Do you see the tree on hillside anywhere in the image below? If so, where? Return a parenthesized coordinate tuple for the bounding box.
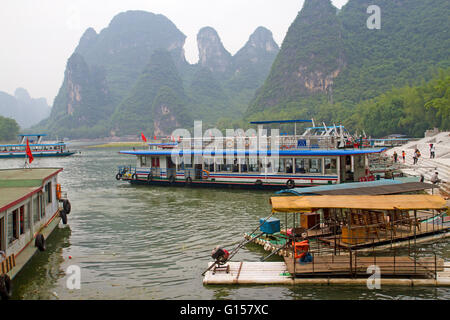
(0, 116, 20, 142)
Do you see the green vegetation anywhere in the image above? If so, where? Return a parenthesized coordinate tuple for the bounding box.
(111, 49, 190, 136)
(350, 69, 450, 137)
(246, 0, 450, 136)
(0, 116, 20, 142)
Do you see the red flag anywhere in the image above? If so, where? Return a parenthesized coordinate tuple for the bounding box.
(141, 132, 147, 142)
(26, 138, 34, 163)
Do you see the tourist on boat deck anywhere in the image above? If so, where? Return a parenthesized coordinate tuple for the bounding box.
(402, 150, 406, 163)
(430, 144, 436, 159)
(393, 151, 398, 163)
(431, 172, 441, 184)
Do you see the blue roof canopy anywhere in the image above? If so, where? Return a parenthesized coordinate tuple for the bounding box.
(0, 143, 65, 147)
(119, 148, 387, 157)
(275, 177, 422, 195)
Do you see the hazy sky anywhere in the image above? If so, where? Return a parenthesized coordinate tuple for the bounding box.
(0, 0, 348, 105)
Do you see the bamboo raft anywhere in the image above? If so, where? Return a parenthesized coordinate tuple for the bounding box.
(203, 261, 450, 286)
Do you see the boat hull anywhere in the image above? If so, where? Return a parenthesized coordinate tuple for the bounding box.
(127, 178, 319, 191)
(0, 152, 75, 158)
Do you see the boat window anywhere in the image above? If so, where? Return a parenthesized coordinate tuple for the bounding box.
(240, 158, 248, 173)
(33, 195, 40, 223)
(19, 206, 25, 235)
(45, 182, 52, 205)
(140, 156, 147, 167)
(295, 158, 306, 174)
(204, 158, 214, 172)
(325, 158, 338, 174)
(7, 209, 18, 244)
(248, 158, 259, 172)
(278, 159, 286, 173)
(40, 193, 45, 218)
(309, 159, 322, 173)
(286, 159, 293, 173)
(25, 203, 31, 231)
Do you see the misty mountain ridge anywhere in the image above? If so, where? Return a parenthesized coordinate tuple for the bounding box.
(34, 10, 279, 138)
(0, 88, 51, 129)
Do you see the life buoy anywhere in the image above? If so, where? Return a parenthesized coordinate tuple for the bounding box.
(35, 233, 46, 251)
(63, 199, 71, 215)
(226, 140, 233, 148)
(147, 172, 153, 181)
(202, 170, 210, 180)
(56, 184, 62, 200)
(185, 177, 192, 185)
(115, 173, 122, 180)
(60, 210, 67, 225)
(286, 179, 295, 189)
(0, 274, 12, 300)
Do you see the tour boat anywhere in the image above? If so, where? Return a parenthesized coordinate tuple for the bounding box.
(116, 120, 387, 190)
(0, 134, 75, 159)
(0, 167, 72, 299)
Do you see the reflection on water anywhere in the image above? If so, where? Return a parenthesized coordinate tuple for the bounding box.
(2, 147, 449, 299)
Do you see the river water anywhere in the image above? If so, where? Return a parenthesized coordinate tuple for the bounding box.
(3, 146, 450, 300)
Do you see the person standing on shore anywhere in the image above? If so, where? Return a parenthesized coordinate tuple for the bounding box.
(430, 144, 435, 159)
(393, 151, 398, 163)
(402, 150, 406, 163)
(413, 149, 421, 165)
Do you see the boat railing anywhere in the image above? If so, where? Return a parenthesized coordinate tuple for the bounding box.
(163, 135, 370, 151)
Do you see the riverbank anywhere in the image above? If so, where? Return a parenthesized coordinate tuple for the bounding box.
(84, 141, 145, 149)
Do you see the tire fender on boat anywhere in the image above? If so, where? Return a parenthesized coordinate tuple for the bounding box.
(60, 210, 68, 225)
(35, 233, 46, 252)
(185, 177, 192, 185)
(147, 172, 153, 181)
(63, 199, 71, 215)
(115, 173, 122, 181)
(0, 274, 12, 300)
(286, 179, 295, 189)
(255, 180, 263, 186)
(132, 173, 137, 180)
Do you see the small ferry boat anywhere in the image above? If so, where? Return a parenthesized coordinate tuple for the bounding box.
(0, 134, 75, 159)
(0, 167, 72, 299)
(116, 120, 387, 190)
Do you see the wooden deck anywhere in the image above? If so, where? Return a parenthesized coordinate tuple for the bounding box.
(284, 255, 444, 277)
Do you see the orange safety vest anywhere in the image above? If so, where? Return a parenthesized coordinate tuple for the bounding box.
(293, 240, 309, 259)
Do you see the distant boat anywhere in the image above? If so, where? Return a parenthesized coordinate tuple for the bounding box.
(0, 134, 76, 159)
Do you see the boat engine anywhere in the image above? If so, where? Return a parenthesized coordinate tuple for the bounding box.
(211, 246, 230, 265)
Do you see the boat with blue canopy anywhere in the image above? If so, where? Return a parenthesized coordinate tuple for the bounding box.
(116, 120, 388, 190)
(0, 134, 75, 159)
